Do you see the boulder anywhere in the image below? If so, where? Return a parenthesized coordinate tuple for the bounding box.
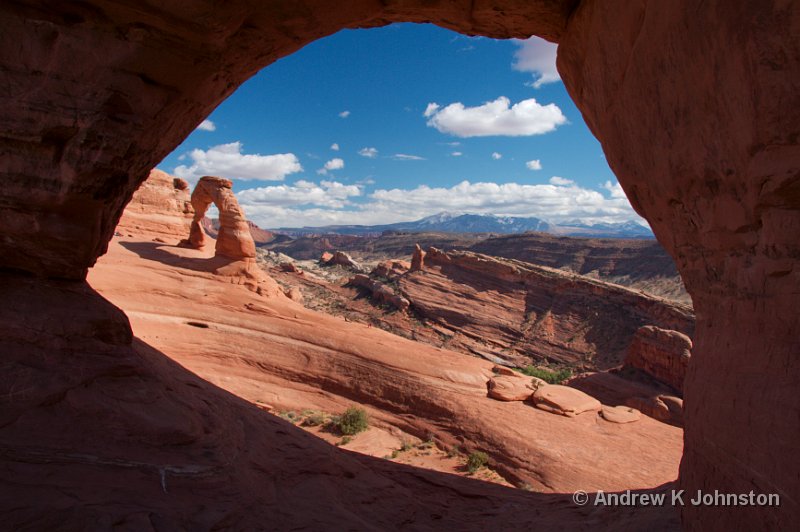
(486, 374, 538, 401)
(320, 252, 334, 263)
(532, 385, 602, 417)
(279, 262, 301, 273)
(325, 251, 364, 272)
(626, 395, 683, 427)
(601, 405, 641, 424)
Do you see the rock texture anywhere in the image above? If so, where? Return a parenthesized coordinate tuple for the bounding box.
(410, 243, 426, 271)
(399, 247, 694, 369)
(185, 176, 256, 260)
(532, 385, 602, 417)
(324, 251, 364, 272)
(117, 169, 194, 239)
(486, 374, 540, 402)
(625, 326, 692, 393)
(348, 274, 410, 312)
(601, 406, 641, 424)
(1, 0, 797, 529)
(558, 3, 800, 526)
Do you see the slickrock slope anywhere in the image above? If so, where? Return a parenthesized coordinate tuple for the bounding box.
(399, 248, 694, 369)
(470, 232, 689, 303)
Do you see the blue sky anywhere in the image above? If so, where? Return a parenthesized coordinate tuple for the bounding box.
(158, 23, 641, 229)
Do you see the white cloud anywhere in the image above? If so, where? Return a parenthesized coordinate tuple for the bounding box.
(423, 103, 440, 117)
(526, 159, 543, 171)
(549, 176, 574, 186)
(317, 157, 344, 175)
(234, 178, 643, 228)
(603, 180, 627, 199)
(451, 151, 463, 157)
(196, 119, 216, 132)
(173, 142, 302, 185)
(425, 96, 566, 137)
(513, 36, 561, 89)
(491, 152, 502, 160)
(391, 153, 426, 161)
(358, 147, 378, 158)
(330, 143, 339, 151)
(237, 180, 360, 209)
(339, 110, 351, 118)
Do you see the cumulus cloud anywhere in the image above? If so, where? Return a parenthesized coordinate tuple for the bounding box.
(330, 143, 340, 151)
(526, 159, 543, 170)
(358, 147, 378, 158)
(603, 180, 627, 199)
(391, 153, 426, 161)
(173, 142, 302, 184)
(451, 151, 463, 157)
(491, 152, 502, 160)
(317, 157, 344, 175)
(196, 119, 216, 132)
(513, 36, 561, 89)
(234, 178, 643, 228)
(339, 110, 351, 118)
(425, 96, 566, 137)
(237, 180, 361, 209)
(549, 176, 574, 186)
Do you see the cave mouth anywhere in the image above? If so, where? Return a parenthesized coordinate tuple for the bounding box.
(117, 21, 694, 494)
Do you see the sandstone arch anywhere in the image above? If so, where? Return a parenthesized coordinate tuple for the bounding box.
(0, 1, 797, 530)
(184, 176, 256, 260)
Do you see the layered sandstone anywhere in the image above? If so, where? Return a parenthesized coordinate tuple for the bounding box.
(185, 176, 255, 260)
(348, 274, 410, 312)
(625, 326, 692, 394)
(117, 169, 193, 239)
(399, 247, 694, 369)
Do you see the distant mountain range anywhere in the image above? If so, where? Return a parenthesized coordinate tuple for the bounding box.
(272, 212, 654, 239)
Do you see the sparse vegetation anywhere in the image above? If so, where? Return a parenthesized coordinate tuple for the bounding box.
(519, 366, 573, 384)
(303, 412, 327, 427)
(336, 406, 369, 435)
(278, 410, 299, 423)
(338, 435, 353, 446)
(466, 451, 489, 474)
(447, 445, 461, 458)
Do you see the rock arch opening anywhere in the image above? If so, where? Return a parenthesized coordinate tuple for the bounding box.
(0, 1, 797, 530)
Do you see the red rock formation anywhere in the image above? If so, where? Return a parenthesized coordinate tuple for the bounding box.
(625, 326, 691, 393)
(486, 374, 539, 402)
(400, 247, 694, 369)
(410, 243, 426, 272)
(348, 274, 410, 312)
(319, 251, 334, 263)
(185, 176, 255, 260)
(372, 260, 410, 280)
(532, 385, 602, 417)
(324, 251, 364, 272)
(117, 169, 194, 239)
(1, 0, 797, 529)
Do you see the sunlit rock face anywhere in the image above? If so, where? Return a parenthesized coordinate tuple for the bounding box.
(0, 0, 797, 529)
(185, 176, 256, 260)
(558, 1, 800, 528)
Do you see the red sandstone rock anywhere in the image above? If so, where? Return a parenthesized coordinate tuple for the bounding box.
(400, 248, 694, 369)
(117, 169, 193, 240)
(626, 395, 684, 427)
(349, 274, 410, 312)
(184, 176, 256, 260)
(324, 251, 364, 272)
(372, 260, 410, 280)
(202, 216, 275, 245)
(410, 243, 426, 272)
(601, 405, 641, 424)
(279, 262, 301, 273)
(320, 252, 334, 264)
(0, 0, 797, 529)
(625, 326, 691, 393)
(532, 385, 602, 418)
(486, 374, 538, 402)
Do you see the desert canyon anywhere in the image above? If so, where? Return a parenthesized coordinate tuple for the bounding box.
(1, 1, 798, 531)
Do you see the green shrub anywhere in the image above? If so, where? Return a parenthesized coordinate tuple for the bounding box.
(303, 412, 327, 427)
(337, 406, 369, 435)
(466, 451, 489, 474)
(520, 366, 573, 384)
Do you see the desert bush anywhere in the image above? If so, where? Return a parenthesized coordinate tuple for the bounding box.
(337, 406, 369, 435)
(520, 366, 573, 384)
(303, 412, 327, 427)
(466, 451, 489, 474)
